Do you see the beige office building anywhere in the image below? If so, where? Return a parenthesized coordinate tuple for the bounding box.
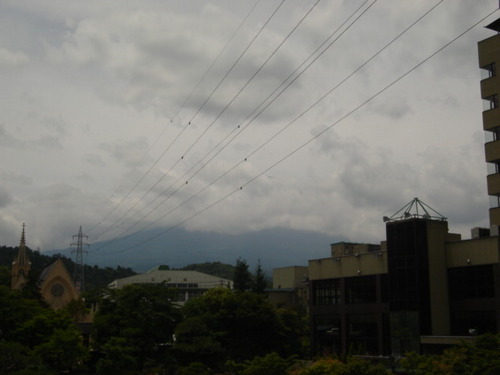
(304, 17, 500, 356)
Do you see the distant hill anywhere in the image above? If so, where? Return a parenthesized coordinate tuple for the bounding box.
(47, 227, 342, 273)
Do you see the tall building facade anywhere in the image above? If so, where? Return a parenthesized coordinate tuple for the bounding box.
(480, 18, 500, 230)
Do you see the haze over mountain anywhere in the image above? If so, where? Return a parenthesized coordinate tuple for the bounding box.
(48, 227, 343, 273)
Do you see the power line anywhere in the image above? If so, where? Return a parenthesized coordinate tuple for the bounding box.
(91, 0, 374, 250)
(88, 0, 262, 236)
(95, 6, 498, 255)
(91, 0, 290, 242)
(101, 0, 322, 237)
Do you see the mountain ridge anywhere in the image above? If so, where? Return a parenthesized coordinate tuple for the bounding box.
(47, 226, 344, 272)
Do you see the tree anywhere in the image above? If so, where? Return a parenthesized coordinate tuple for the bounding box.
(0, 341, 41, 374)
(16, 309, 75, 349)
(291, 356, 386, 375)
(173, 316, 224, 368)
(252, 259, 267, 294)
(0, 265, 11, 287)
(400, 334, 500, 375)
(178, 362, 210, 375)
(179, 288, 298, 366)
(93, 283, 181, 372)
(276, 307, 310, 357)
(227, 352, 296, 375)
(96, 337, 137, 375)
(0, 286, 44, 342)
(34, 327, 88, 373)
(233, 258, 252, 291)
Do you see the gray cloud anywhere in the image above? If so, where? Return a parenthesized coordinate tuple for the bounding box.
(0, 1, 495, 251)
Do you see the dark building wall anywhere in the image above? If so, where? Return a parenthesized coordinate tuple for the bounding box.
(310, 274, 390, 355)
(386, 219, 432, 343)
(448, 264, 499, 335)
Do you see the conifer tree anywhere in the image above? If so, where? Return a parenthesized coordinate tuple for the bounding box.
(233, 258, 252, 292)
(252, 259, 267, 294)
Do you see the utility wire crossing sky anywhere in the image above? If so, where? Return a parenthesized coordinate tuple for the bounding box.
(0, 1, 497, 253)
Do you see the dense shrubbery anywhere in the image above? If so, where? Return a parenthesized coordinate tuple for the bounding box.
(400, 334, 500, 375)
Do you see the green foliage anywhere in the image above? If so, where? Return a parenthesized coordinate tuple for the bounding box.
(16, 309, 74, 349)
(227, 352, 296, 375)
(252, 259, 268, 294)
(180, 288, 301, 366)
(276, 307, 310, 357)
(174, 316, 224, 368)
(400, 334, 500, 375)
(178, 362, 211, 375)
(63, 297, 88, 322)
(0, 286, 47, 342)
(0, 265, 11, 286)
(0, 341, 40, 374)
(93, 283, 181, 372)
(290, 356, 386, 375)
(0, 285, 88, 374)
(233, 257, 252, 291)
(34, 327, 88, 373)
(96, 337, 137, 375)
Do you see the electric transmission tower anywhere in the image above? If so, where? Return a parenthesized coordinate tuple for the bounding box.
(71, 226, 88, 293)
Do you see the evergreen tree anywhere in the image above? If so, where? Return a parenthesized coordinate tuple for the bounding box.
(233, 258, 252, 292)
(252, 259, 267, 294)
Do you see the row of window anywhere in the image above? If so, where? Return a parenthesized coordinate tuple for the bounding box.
(312, 275, 387, 305)
(312, 264, 495, 306)
(166, 283, 198, 288)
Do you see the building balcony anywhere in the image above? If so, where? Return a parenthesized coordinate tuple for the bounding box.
(487, 173, 500, 196)
(481, 77, 500, 99)
(478, 33, 500, 67)
(485, 140, 500, 162)
(483, 107, 500, 131)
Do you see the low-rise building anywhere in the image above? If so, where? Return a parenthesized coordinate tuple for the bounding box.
(109, 265, 233, 304)
(268, 266, 309, 309)
(308, 198, 500, 356)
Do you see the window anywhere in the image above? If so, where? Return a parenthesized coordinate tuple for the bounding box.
(345, 275, 377, 304)
(448, 265, 495, 300)
(312, 279, 342, 305)
(344, 244, 354, 255)
(483, 94, 498, 111)
(481, 63, 496, 80)
(51, 283, 65, 297)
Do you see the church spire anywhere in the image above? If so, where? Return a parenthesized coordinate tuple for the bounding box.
(11, 223, 31, 290)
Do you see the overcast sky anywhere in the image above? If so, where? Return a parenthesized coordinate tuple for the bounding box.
(0, 0, 498, 254)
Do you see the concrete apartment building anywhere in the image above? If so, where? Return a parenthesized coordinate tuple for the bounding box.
(278, 17, 500, 356)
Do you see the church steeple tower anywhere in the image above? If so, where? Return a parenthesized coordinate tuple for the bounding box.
(11, 223, 31, 290)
